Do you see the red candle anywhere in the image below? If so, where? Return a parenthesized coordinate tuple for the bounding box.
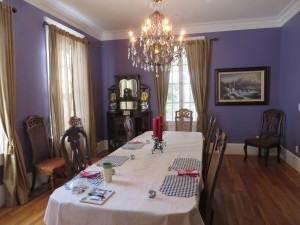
(153, 118, 158, 137)
(157, 115, 163, 140)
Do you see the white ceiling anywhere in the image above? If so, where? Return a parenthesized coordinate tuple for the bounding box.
(25, 0, 300, 41)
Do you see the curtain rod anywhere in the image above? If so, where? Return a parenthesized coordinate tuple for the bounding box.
(43, 21, 90, 45)
(210, 38, 219, 41)
(12, 7, 17, 13)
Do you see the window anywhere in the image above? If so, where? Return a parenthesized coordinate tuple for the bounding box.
(0, 122, 5, 154)
(166, 55, 197, 122)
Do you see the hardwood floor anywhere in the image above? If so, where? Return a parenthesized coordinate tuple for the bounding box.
(0, 155, 299, 225)
(213, 155, 300, 225)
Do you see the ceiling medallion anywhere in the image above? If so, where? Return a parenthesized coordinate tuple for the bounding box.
(128, 0, 185, 77)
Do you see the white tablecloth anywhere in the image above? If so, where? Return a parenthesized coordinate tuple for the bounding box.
(44, 131, 204, 225)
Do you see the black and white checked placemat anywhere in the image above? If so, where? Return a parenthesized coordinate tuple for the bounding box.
(172, 158, 201, 170)
(64, 173, 103, 190)
(159, 175, 198, 197)
(122, 143, 145, 150)
(96, 155, 129, 167)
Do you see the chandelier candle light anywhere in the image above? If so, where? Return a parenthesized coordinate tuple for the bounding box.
(128, 0, 185, 77)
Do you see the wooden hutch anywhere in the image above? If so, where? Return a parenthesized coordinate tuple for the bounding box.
(107, 74, 151, 151)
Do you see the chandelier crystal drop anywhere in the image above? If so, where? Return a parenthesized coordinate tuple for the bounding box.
(128, 0, 185, 77)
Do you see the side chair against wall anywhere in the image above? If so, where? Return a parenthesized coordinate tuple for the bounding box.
(199, 130, 228, 225)
(202, 116, 217, 182)
(175, 108, 193, 132)
(124, 116, 135, 141)
(244, 109, 284, 166)
(25, 115, 65, 192)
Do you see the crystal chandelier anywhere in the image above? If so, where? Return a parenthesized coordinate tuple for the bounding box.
(128, 0, 185, 77)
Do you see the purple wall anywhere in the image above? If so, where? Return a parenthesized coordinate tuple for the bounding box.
(101, 28, 282, 144)
(280, 12, 300, 156)
(2, 0, 299, 178)
(4, 0, 103, 171)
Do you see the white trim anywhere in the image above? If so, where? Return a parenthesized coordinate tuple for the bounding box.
(44, 17, 85, 39)
(0, 154, 3, 166)
(97, 140, 108, 154)
(225, 143, 300, 173)
(25, 0, 300, 41)
(277, 0, 300, 26)
(25, 0, 102, 40)
(0, 185, 4, 207)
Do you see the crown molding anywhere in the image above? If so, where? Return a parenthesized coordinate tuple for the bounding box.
(24, 0, 103, 40)
(25, 0, 300, 41)
(101, 18, 280, 41)
(277, 0, 300, 26)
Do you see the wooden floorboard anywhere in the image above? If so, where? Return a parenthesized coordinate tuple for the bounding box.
(213, 155, 300, 225)
(0, 154, 299, 225)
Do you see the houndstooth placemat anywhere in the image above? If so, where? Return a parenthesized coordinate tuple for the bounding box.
(96, 155, 129, 167)
(159, 175, 198, 197)
(121, 143, 145, 150)
(171, 158, 201, 170)
(64, 172, 103, 190)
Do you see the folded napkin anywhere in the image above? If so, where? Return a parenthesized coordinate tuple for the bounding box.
(178, 169, 199, 177)
(127, 141, 141, 144)
(79, 171, 100, 178)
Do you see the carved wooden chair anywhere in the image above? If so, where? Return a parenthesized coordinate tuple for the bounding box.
(25, 115, 65, 192)
(202, 117, 218, 182)
(244, 109, 284, 166)
(200, 130, 228, 225)
(69, 116, 101, 164)
(60, 126, 90, 180)
(124, 116, 135, 141)
(175, 108, 193, 132)
(60, 117, 101, 179)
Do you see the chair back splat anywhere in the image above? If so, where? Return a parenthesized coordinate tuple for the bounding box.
(202, 116, 217, 182)
(244, 109, 284, 166)
(25, 115, 65, 192)
(175, 108, 193, 132)
(200, 130, 228, 225)
(60, 126, 90, 180)
(124, 116, 135, 141)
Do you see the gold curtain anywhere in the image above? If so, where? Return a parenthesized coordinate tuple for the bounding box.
(154, 70, 170, 129)
(49, 25, 97, 157)
(185, 39, 211, 132)
(72, 40, 97, 156)
(0, 3, 30, 207)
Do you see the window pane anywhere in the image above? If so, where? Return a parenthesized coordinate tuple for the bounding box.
(172, 84, 179, 102)
(172, 71, 179, 84)
(0, 121, 6, 154)
(183, 84, 191, 102)
(167, 85, 173, 103)
(166, 103, 173, 121)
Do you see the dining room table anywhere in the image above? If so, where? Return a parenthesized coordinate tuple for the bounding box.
(44, 131, 205, 225)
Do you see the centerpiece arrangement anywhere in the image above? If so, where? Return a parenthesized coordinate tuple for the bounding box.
(152, 115, 166, 153)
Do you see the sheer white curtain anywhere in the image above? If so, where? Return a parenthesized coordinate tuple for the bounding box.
(48, 25, 96, 157)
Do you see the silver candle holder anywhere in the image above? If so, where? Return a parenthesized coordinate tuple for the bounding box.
(151, 135, 166, 154)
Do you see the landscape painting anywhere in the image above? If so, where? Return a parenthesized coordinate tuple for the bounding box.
(215, 67, 269, 105)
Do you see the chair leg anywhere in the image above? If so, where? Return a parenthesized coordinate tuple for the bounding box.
(243, 145, 248, 161)
(258, 148, 261, 157)
(31, 169, 37, 192)
(50, 175, 54, 192)
(264, 148, 269, 167)
(277, 146, 281, 163)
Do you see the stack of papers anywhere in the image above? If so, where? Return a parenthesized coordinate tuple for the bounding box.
(80, 188, 114, 205)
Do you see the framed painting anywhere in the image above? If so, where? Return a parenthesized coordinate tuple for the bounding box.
(215, 67, 269, 105)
